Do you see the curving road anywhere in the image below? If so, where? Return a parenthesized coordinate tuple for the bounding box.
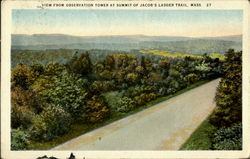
(52, 79, 220, 150)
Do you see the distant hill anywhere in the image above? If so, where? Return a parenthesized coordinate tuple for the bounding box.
(12, 34, 198, 45)
(11, 34, 242, 54)
(198, 35, 242, 42)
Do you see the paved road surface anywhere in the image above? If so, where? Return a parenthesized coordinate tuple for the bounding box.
(53, 79, 220, 150)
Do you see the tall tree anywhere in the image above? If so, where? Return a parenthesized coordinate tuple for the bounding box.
(210, 49, 242, 128)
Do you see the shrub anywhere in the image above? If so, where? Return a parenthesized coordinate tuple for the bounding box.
(90, 80, 116, 94)
(30, 105, 72, 141)
(11, 128, 29, 150)
(158, 87, 168, 96)
(212, 123, 242, 150)
(126, 73, 140, 85)
(86, 96, 109, 123)
(184, 73, 198, 85)
(103, 91, 123, 113)
(103, 92, 135, 113)
(168, 68, 181, 79)
(116, 97, 136, 113)
(126, 85, 156, 97)
(195, 61, 212, 78)
(134, 93, 157, 106)
(166, 80, 180, 94)
(114, 71, 126, 83)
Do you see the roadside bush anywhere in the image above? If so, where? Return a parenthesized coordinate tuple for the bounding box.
(30, 105, 72, 141)
(86, 95, 109, 123)
(195, 61, 212, 79)
(103, 91, 124, 113)
(212, 123, 242, 150)
(168, 68, 180, 79)
(158, 87, 168, 96)
(126, 85, 156, 97)
(167, 80, 180, 94)
(90, 80, 116, 94)
(11, 128, 29, 150)
(184, 73, 199, 85)
(134, 93, 157, 106)
(116, 97, 136, 113)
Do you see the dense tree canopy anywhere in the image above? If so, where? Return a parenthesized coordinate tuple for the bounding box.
(11, 49, 226, 150)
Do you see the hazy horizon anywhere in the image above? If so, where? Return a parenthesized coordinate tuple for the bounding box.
(11, 33, 242, 38)
(12, 10, 242, 37)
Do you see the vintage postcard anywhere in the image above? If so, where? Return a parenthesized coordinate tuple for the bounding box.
(1, 0, 250, 158)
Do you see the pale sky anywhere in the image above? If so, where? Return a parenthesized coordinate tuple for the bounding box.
(12, 10, 242, 37)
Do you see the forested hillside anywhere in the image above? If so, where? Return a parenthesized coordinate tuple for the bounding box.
(12, 34, 242, 54)
(11, 49, 223, 150)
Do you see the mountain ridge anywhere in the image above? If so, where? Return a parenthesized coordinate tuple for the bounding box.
(12, 34, 242, 46)
(11, 34, 242, 54)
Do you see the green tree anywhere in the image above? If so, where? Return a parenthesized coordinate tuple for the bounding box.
(103, 55, 115, 70)
(44, 62, 65, 76)
(30, 105, 72, 141)
(38, 71, 88, 118)
(141, 56, 153, 73)
(66, 52, 92, 75)
(126, 73, 139, 85)
(30, 62, 44, 78)
(99, 69, 113, 80)
(11, 64, 35, 89)
(210, 49, 242, 128)
(159, 57, 170, 77)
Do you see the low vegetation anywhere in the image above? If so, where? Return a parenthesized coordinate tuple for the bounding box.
(180, 119, 216, 150)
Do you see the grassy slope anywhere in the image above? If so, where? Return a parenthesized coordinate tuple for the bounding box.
(140, 49, 225, 60)
(28, 80, 210, 150)
(180, 117, 216, 150)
